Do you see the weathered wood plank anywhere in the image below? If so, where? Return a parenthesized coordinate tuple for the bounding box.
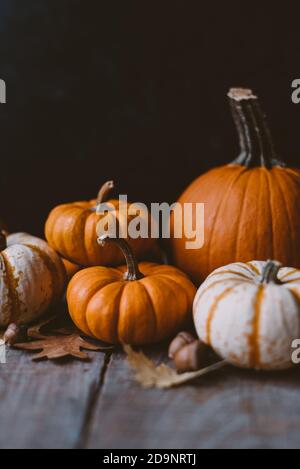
(1, 336, 300, 449)
(84, 347, 300, 449)
(0, 346, 107, 449)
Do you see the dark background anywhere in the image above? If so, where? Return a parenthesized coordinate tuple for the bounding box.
(0, 1, 299, 237)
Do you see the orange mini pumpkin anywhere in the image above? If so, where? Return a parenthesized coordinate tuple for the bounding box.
(67, 235, 196, 345)
(171, 88, 300, 285)
(45, 181, 156, 267)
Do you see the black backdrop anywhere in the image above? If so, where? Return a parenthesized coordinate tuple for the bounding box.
(0, 1, 299, 237)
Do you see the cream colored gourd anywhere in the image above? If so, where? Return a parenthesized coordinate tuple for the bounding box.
(0, 232, 66, 327)
(193, 260, 300, 370)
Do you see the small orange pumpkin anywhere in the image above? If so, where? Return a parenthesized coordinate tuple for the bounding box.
(67, 235, 196, 345)
(45, 181, 156, 267)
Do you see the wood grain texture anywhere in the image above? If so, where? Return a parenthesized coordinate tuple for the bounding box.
(84, 347, 300, 449)
(0, 346, 107, 449)
(0, 341, 300, 448)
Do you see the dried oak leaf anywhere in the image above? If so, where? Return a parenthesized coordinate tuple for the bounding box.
(13, 332, 114, 361)
(124, 345, 227, 389)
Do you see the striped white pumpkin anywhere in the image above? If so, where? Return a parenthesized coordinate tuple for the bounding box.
(193, 260, 300, 370)
(0, 232, 66, 327)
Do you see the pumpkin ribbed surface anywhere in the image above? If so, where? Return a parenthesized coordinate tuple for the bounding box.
(171, 89, 300, 285)
(173, 166, 300, 284)
(45, 198, 156, 267)
(193, 260, 300, 370)
(0, 233, 66, 327)
(67, 262, 196, 345)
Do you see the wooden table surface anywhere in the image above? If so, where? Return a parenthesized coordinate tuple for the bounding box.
(0, 316, 300, 449)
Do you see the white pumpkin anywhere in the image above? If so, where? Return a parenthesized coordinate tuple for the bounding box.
(0, 231, 66, 327)
(193, 260, 300, 370)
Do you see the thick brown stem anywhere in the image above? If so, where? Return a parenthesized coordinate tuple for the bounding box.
(96, 180, 114, 205)
(0, 231, 7, 252)
(98, 235, 144, 281)
(260, 260, 282, 284)
(228, 88, 285, 168)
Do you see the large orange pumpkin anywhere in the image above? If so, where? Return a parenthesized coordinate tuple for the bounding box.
(67, 235, 196, 345)
(171, 88, 300, 285)
(45, 181, 156, 267)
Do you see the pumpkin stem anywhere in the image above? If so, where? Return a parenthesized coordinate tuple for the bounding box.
(0, 230, 7, 251)
(98, 235, 144, 281)
(260, 260, 282, 284)
(96, 180, 114, 205)
(228, 88, 285, 169)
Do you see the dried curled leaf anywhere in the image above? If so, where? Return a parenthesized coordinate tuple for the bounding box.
(13, 333, 114, 361)
(124, 345, 227, 389)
